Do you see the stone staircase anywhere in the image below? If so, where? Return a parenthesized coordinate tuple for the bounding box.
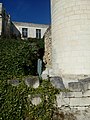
(56, 78, 90, 110)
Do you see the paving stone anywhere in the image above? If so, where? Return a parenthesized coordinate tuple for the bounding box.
(68, 82, 84, 92)
(63, 92, 82, 98)
(24, 76, 39, 88)
(50, 76, 65, 89)
(56, 94, 70, 107)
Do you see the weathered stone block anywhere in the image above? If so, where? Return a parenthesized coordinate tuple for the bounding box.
(68, 82, 83, 92)
(87, 83, 90, 90)
(28, 94, 42, 106)
(70, 98, 81, 107)
(31, 96, 42, 106)
(8, 79, 19, 86)
(71, 106, 87, 111)
(56, 94, 70, 107)
(82, 82, 88, 91)
(70, 98, 90, 107)
(63, 77, 78, 88)
(41, 68, 49, 80)
(50, 76, 65, 89)
(80, 77, 90, 83)
(79, 78, 90, 90)
(24, 76, 39, 88)
(63, 92, 82, 98)
(82, 90, 90, 97)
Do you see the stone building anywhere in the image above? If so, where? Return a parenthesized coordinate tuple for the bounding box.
(0, 3, 20, 38)
(50, 0, 90, 81)
(0, 3, 11, 37)
(13, 22, 49, 39)
(0, 3, 49, 39)
(42, 0, 90, 113)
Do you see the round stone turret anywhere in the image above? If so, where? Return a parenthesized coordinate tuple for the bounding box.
(51, 0, 90, 78)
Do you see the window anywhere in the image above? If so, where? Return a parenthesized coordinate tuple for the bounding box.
(36, 29, 41, 39)
(22, 28, 28, 38)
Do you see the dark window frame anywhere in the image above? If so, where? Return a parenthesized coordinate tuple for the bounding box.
(36, 29, 41, 39)
(22, 28, 28, 38)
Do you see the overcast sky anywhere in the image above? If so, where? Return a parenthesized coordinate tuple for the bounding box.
(0, 0, 51, 24)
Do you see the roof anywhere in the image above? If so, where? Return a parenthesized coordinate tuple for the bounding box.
(13, 21, 49, 28)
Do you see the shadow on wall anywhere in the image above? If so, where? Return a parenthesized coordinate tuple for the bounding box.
(2, 21, 21, 39)
(10, 22, 21, 39)
(1, 3, 21, 39)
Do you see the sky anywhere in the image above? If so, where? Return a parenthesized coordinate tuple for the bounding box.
(0, 0, 51, 24)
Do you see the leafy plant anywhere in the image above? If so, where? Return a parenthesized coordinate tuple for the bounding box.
(0, 78, 59, 120)
(0, 38, 44, 78)
(0, 38, 61, 120)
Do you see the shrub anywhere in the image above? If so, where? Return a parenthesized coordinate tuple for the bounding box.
(0, 79, 59, 120)
(0, 38, 59, 120)
(0, 38, 44, 78)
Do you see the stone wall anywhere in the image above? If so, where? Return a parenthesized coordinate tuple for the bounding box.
(8, 76, 90, 120)
(51, 0, 90, 76)
(1, 4, 11, 37)
(56, 77, 90, 111)
(43, 26, 52, 68)
(0, 3, 20, 38)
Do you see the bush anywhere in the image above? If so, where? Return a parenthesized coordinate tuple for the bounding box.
(0, 79, 59, 120)
(0, 38, 60, 120)
(0, 38, 44, 78)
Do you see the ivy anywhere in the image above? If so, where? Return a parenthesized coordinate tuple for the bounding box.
(0, 38, 60, 120)
(0, 38, 44, 78)
(0, 79, 59, 120)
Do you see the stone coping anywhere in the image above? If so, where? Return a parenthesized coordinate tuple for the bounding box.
(13, 21, 49, 28)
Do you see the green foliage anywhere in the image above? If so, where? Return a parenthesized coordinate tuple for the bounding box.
(0, 79, 27, 120)
(0, 38, 60, 119)
(0, 38, 44, 78)
(0, 79, 59, 120)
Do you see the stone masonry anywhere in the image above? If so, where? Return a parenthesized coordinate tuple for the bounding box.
(50, 0, 90, 114)
(51, 0, 90, 77)
(43, 26, 52, 68)
(56, 77, 90, 111)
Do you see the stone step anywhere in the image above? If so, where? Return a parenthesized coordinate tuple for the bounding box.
(56, 94, 90, 109)
(68, 80, 90, 92)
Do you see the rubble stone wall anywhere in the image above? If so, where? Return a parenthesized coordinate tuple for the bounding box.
(43, 26, 52, 68)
